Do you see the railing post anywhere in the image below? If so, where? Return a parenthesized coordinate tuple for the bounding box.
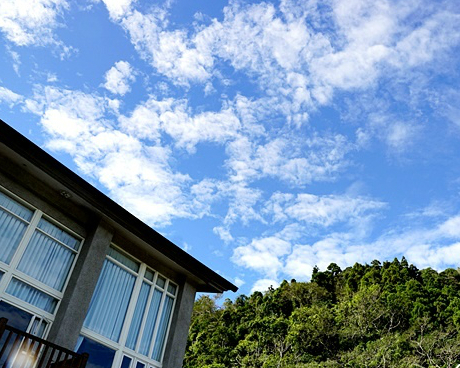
(0, 318, 7, 340)
(79, 353, 89, 368)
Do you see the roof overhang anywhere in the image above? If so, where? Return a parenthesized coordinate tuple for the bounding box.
(0, 119, 238, 293)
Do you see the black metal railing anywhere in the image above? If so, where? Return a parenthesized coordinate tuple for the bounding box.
(0, 318, 88, 368)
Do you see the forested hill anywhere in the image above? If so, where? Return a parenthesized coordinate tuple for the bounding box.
(184, 258, 460, 368)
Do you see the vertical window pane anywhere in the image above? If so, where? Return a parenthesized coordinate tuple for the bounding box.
(126, 282, 150, 350)
(6, 278, 57, 313)
(84, 259, 136, 341)
(138, 289, 162, 356)
(152, 296, 174, 362)
(37, 218, 80, 250)
(0, 210, 29, 265)
(120, 356, 132, 368)
(17, 231, 76, 291)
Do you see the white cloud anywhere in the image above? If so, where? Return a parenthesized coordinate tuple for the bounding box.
(233, 236, 291, 278)
(265, 192, 386, 227)
(100, 0, 134, 20)
(0, 86, 22, 105)
(251, 278, 280, 293)
(226, 133, 352, 185)
(25, 86, 217, 227)
(103, 61, 136, 96)
(0, 0, 68, 47)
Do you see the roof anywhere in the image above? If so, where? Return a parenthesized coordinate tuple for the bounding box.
(0, 118, 237, 293)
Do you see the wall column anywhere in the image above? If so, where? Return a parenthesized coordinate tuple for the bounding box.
(162, 280, 197, 368)
(47, 218, 114, 350)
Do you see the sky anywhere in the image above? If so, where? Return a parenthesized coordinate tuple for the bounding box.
(1, 0, 460, 297)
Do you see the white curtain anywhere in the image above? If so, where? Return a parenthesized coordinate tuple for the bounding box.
(0, 192, 32, 264)
(17, 230, 75, 291)
(152, 295, 174, 361)
(6, 278, 57, 313)
(138, 289, 162, 356)
(126, 282, 150, 350)
(83, 259, 136, 342)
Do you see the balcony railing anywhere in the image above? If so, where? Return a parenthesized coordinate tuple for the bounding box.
(0, 318, 88, 368)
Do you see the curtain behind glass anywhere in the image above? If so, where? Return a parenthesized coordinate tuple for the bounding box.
(126, 282, 150, 350)
(17, 231, 76, 291)
(83, 259, 136, 342)
(152, 296, 174, 361)
(138, 289, 162, 356)
(0, 194, 32, 264)
(6, 278, 57, 313)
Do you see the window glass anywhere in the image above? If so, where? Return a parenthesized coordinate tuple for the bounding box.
(135, 362, 145, 368)
(0, 193, 32, 265)
(120, 356, 132, 368)
(6, 278, 57, 313)
(0, 301, 33, 331)
(0, 191, 33, 221)
(76, 337, 116, 368)
(17, 230, 76, 291)
(155, 277, 165, 289)
(167, 283, 176, 296)
(144, 269, 154, 282)
(138, 290, 162, 356)
(107, 247, 139, 272)
(151, 296, 174, 361)
(37, 218, 80, 250)
(126, 282, 150, 350)
(83, 258, 136, 341)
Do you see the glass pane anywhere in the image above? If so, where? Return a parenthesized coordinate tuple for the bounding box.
(138, 289, 162, 356)
(76, 337, 116, 368)
(17, 231, 76, 291)
(29, 317, 48, 338)
(107, 247, 139, 272)
(6, 278, 57, 313)
(136, 362, 145, 368)
(167, 283, 177, 295)
(37, 218, 80, 250)
(84, 259, 136, 341)
(156, 276, 165, 289)
(0, 191, 33, 221)
(126, 282, 151, 350)
(120, 356, 132, 368)
(0, 301, 33, 331)
(0, 208, 29, 265)
(152, 296, 174, 362)
(0, 270, 3, 281)
(144, 269, 154, 282)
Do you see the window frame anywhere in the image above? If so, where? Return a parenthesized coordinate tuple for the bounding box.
(80, 244, 178, 368)
(0, 186, 84, 336)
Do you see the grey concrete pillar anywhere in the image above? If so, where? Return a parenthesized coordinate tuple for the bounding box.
(47, 218, 114, 350)
(162, 280, 197, 368)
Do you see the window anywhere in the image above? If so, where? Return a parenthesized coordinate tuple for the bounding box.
(80, 246, 178, 368)
(0, 188, 82, 335)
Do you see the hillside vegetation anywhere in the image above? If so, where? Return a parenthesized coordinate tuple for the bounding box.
(184, 258, 460, 367)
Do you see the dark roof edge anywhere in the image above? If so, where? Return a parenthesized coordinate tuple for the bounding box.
(0, 119, 237, 293)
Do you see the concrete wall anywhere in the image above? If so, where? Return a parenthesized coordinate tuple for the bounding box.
(46, 219, 114, 350)
(162, 280, 197, 368)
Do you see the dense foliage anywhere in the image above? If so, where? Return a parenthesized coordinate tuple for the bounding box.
(184, 258, 460, 367)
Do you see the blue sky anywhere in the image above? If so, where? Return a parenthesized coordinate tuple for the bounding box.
(1, 0, 460, 297)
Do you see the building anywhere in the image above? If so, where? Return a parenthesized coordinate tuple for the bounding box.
(0, 119, 237, 368)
